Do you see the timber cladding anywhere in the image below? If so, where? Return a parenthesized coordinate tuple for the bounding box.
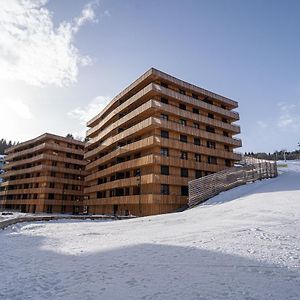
(0, 133, 85, 214)
(84, 68, 242, 216)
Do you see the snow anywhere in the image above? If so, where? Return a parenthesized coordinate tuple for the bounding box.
(0, 161, 300, 299)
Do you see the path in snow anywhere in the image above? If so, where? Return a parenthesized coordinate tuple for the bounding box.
(0, 161, 299, 299)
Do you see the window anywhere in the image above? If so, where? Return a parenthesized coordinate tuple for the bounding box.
(179, 103, 186, 110)
(223, 131, 229, 137)
(97, 191, 106, 199)
(52, 161, 57, 166)
(181, 186, 189, 196)
(221, 104, 227, 109)
(181, 151, 188, 160)
(208, 156, 217, 164)
(192, 93, 198, 99)
(194, 138, 201, 146)
(193, 108, 199, 114)
(49, 182, 55, 188)
(48, 193, 54, 200)
(179, 119, 186, 126)
(179, 89, 186, 95)
(206, 125, 215, 133)
(161, 82, 168, 88)
(222, 117, 228, 123)
(161, 184, 169, 195)
(207, 141, 216, 149)
(224, 145, 230, 152)
(181, 168, 188, 177)
(161, 97, 168, 104)
(180, 135, 187, 143)
(161, 130, 169, 139)
(208, 113, 214, 119)
(160, 148, 169, 157)
(195, 153, 201, 162)
(193, 123, 200, 129)
(203, 97, 213, 105)
(225, 159, 231, 167)
(161, 165, 169, 175)
(195, 170, 202, 179)
(50, 171, 56, 177)
(161, 114, 168, 120)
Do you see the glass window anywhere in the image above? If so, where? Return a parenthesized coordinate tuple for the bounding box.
(161, 114, 168, 120)
(193, 108, 199, 114)
(181, 151, 188, 160)
(161, 97, 168, 104)
(195, 170, 202, 179)
(180, 135, 187, 143)
(195, 153, 201, 162)
(206, 125, 215, 133)
(161, 130, 169, 139)
(160, 148, 169, 157)
(181, 168, 188, 177)
(181, 186, 189, 196)
(207, 141, 216, 149)
(194, 138, 201, 146)
(208, 156, 217, 164)
(161, 184, 169, 195)
(179, 119, 186, 126)
(179, 103, 186, 110)
(161, 165, 169, 175)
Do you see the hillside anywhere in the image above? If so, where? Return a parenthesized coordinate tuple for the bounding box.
(0, 161, 299, 299)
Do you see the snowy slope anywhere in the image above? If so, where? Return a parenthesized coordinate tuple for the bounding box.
(0, 162, 299, 299)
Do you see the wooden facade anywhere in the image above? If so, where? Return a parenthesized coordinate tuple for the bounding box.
(0, 133, 85, 214)
(84, 68, 242, 216)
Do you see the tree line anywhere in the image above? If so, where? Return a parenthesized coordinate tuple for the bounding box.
(0, 139, 19, 155)
(245, 149, 300, 161)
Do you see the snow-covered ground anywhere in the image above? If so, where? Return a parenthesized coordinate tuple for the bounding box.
(0, 161, 299, 299)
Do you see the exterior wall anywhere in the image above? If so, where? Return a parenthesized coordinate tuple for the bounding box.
(84, 68, 242, 216)
(0, 134, 85, 214)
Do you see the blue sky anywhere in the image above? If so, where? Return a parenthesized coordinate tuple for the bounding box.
(0, 0, 299, 153)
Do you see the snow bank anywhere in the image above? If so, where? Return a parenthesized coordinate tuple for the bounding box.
(0, 161, 299, 299)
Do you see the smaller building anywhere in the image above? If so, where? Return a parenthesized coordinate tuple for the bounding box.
(0, 133, 85, 214)
(0, 155, 5, 183)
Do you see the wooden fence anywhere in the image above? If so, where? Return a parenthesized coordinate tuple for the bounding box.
(188, 157, 278, 208)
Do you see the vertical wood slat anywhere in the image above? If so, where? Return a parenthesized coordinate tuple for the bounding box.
(188, 157, 278, 207)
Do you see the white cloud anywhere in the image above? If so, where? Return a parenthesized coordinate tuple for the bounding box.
(7, 99, 33, 120)
(67, 95, 110, 139)
(277, 102, 300, 130)
(68, 95, 110, 124)
(256, 120, 268, 128)
(0, 0, 97, 87)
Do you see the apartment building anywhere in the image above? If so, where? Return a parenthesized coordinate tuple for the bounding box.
(84, 68, 242, 216)
(0, 133, 85, 214)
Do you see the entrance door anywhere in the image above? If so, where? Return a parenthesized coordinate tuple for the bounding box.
(113, 205, 118, 216)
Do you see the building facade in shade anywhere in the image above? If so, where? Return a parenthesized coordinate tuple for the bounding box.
(0, 133, 85, 214)
(84, 68, 242, 216)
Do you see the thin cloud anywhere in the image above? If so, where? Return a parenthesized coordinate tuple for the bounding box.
(68, 95, 110, 124)
(68, 95, 110, 138)
(0, 0, 98, 87)
(256, 120, 268, 128)
(277, 102, 300, 130)
(2, 99, 33, 120)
